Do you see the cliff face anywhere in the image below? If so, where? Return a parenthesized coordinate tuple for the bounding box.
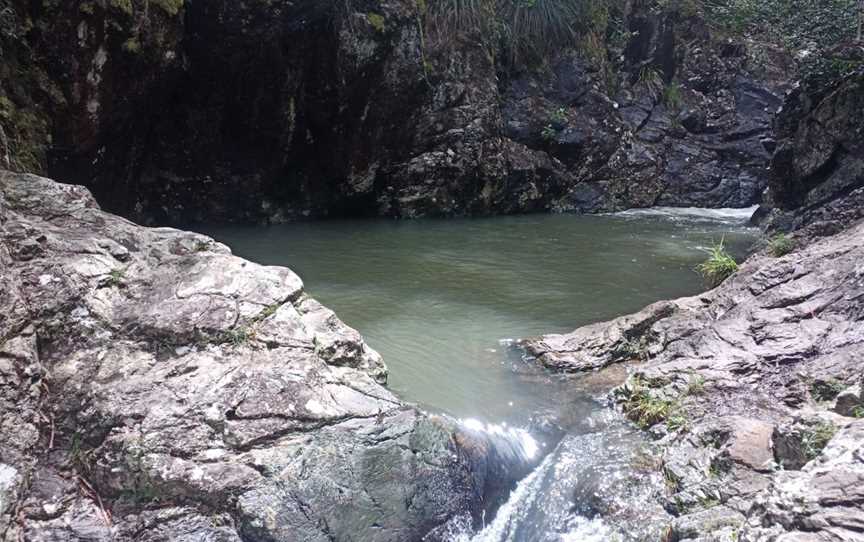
(0, 0, 791, 225)
(524, 66, 864, 541)
(0, 171, 540, 541)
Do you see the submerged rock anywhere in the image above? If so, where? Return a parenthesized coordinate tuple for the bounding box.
(0, 171, 539, 541)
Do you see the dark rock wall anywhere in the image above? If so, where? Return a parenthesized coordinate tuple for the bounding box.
(1, 0, 793, 224)
(766, 66, 864, 232)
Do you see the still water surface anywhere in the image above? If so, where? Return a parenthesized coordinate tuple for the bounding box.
(201, 207, 758, 426)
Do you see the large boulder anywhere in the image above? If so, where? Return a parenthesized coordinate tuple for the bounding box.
(0, 171, 538, 541)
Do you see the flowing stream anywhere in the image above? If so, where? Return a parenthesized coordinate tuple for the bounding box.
(200, 207, 759, 540)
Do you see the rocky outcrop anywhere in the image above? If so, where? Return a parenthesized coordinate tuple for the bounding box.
(763, 65, 864, 233)
(523, 67, 864, 541)
(525, 204, 864, 541)
(0, 171, 540, 541)
(0, 0, 791, 225)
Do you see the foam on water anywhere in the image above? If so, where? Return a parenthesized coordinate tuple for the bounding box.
(614, 205, 759, 225)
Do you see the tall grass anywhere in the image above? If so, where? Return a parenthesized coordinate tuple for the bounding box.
(424, 0, 614, 66)
(696, 239, 739, 286)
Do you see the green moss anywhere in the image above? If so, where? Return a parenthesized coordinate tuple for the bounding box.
(367, 13, 386, 33)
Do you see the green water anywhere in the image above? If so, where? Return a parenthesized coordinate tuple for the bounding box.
(201, 208, 757, 425)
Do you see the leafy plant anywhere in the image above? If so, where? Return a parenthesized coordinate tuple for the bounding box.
(696, 239, 738, 287)
(768, 233, 796, 257)
(852, 405, 864, 419)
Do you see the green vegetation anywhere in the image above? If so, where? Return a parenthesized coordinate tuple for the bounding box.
(704, 0, 859, 49)
(549, 107, 568, 126)
(223, 327, 252, 346)
(801, 421, 837, 460)
(663, 82, 683, 109)
(107, 268, 126, 288)
(622, 376, 683, 429)
(703, 0, 863, 81)
(685, 373, 706, 396)
(768, 233, 796, 257)
(810, 378, 847, 402)
(540, 124, 558, 141)
(696, 239, 738, 287)
(637, 66, 665, 101)
(122, 37, 142, 54)
(367, 12, 386, 33)
(110, 0, 134, 16)
(852, 406, 864, 419)
(257, 303, 281, 321)
(425, 0, 618, 66)
(152, 0, 184, 16)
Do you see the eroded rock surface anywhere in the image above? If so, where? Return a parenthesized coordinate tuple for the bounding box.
(0, 171, 536, 541)
(524, 67, 864, 541)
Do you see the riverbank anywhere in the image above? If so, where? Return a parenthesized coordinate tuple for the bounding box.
(524, 67, 864, 541)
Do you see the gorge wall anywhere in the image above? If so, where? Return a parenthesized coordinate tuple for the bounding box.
(1, 0, 792, 225)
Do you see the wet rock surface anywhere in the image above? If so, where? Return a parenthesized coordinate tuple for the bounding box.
(0, 171, 538, 541)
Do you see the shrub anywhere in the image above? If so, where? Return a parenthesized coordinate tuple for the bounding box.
(696, 240, 739, 287)
(768, 233, 795, 257)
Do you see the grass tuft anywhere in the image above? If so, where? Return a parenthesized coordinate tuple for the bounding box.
(801, 421, 837, 460)
(768, 233, 795, 257)
(696, 239, 738, 287)
(623, 377, 681, 429)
